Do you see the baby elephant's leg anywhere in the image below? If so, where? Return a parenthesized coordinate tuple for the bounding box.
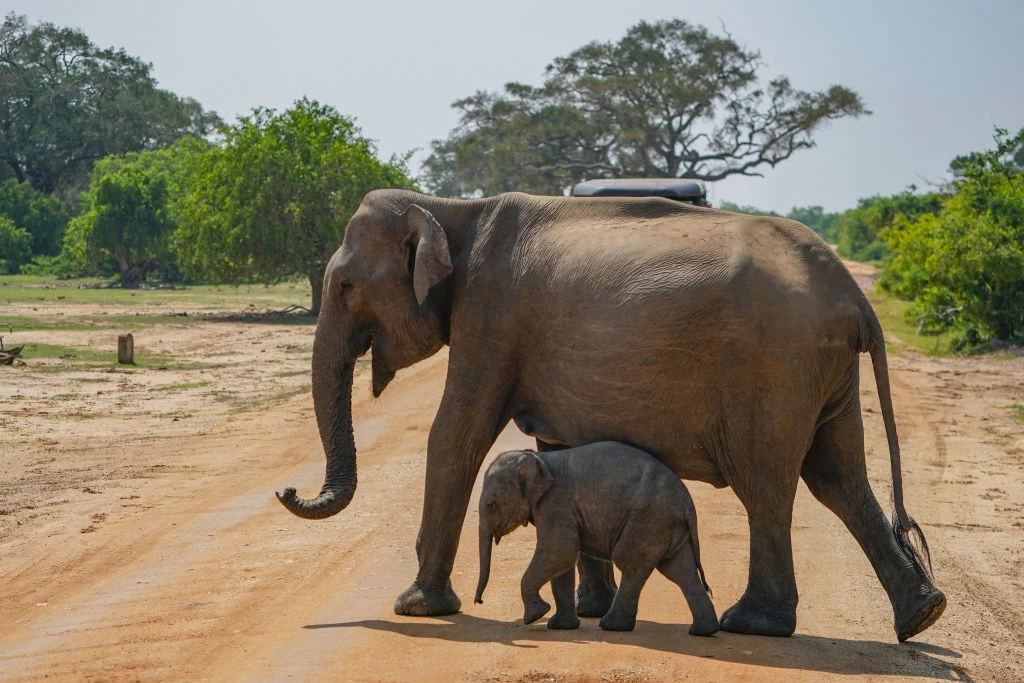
(598, 564, 653, 631)
(658, 543, 719, 636)
(522, 541, 577, 625)
(547, 568, 581, 630)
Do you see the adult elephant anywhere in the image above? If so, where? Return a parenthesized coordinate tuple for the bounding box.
(276, 189, 945, 641)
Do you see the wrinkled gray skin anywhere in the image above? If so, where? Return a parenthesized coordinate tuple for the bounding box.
(276, 189, 945, 641)
(475, 445, 719, 636)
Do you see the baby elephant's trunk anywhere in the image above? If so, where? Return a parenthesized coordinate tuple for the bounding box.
(691, 530, 712, 597)
(475, 525, 493, 604)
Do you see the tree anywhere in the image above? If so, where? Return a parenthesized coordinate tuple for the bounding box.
(0, 13, 221, 200)
(715, 202, 841, 242)
(834, 191, 945, 262)
(786, 205, 840, 242)
(63, 138, 204, 286)
(0, 214, 31, 273)
(424, 19, 868, 197)
(717, 201, 780, 216)
(0, 179, 68, 258)
(175, 99, 416, 316)
(880, 127, 1024, 344)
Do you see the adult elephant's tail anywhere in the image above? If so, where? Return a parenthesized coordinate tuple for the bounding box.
(864, 314, 934, 580)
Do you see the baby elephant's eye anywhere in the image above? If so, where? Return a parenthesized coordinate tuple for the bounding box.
(487, 501, 499, 511)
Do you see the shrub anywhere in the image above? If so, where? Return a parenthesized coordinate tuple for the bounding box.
(879, 128, 1024, 343)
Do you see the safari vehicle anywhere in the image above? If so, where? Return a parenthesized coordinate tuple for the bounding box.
(571, 178, 710, 206)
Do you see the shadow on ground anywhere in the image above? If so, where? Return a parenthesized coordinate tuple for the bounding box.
(305, 613, 971, 681)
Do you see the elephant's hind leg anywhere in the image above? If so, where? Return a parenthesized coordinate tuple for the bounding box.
(576, 554, 617, 618)
(801, 407, 945, 641)
(720, 454, 800, 637)
(657, 544, 719, 636)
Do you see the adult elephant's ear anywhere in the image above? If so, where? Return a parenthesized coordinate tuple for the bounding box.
(401, 204, 453, 305)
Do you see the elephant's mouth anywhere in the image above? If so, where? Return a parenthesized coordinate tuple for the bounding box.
(370, 339, 396, 397)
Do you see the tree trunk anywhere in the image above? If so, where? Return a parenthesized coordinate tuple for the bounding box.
(4, 159, 25, 184)
(113, 252, 148, 289)
(309, 268, 325, 318)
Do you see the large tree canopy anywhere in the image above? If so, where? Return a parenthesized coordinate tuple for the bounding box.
(175, 99, 416, 315)
(0, 13, 221, 198)
(424, 19, 868, 196)
(0, 178, 68, 258)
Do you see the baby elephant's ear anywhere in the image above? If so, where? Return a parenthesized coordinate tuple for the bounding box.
(518, 452, 554, 508)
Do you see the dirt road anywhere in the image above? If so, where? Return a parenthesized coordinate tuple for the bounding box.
(1, 305, 1023, 681)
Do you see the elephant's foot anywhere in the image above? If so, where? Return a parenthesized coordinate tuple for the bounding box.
(523, 597, 551, 625)
(547, 611, 581, 630)
(576, 581, 615, 618)
(895, 586, 946, 642)
(598, 610, 636, 632)
(720, 595, 796, 637)
(688, 617, 721, 637)
(394, 580, 461, 617)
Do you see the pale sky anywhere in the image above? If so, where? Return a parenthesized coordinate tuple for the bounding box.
(10, 0, 1024, 212)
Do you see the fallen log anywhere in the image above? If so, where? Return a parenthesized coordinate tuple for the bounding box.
(0, 345, 23, 365)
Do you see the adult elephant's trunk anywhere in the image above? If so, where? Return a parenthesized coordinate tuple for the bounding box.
(276, 333, 357, 519)
(475, 524, 493, 604)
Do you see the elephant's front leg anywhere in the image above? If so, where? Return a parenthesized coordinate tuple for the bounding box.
(394, 375, 512, 617)
(720, 473, 800, 637)
(547, 569, 581, 630)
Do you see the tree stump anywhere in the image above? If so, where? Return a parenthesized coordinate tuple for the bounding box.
(118, 333, 135, 364)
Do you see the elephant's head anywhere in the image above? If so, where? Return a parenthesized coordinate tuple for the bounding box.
(474, 450, 554, 604)
(276, 192, 454, 519)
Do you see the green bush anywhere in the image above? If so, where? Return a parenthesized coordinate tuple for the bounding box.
(0, 179, 69, 260)
(834, 192, 943, 261)
(879, 127, 1024, 344)
(0, 214, 32, 273)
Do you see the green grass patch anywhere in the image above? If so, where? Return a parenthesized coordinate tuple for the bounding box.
(3, 312, 205, 332)
(21, 342, 117, 363)
(17, 341, 180, 370)
(867, 289, 956, 355)
(0, 275, 313, 310)
(1002, 404, 1024, 424)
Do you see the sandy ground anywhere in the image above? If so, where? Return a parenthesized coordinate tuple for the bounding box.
(1, 276, 1023, 682)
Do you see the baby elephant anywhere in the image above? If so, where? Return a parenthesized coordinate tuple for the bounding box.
(475, 442, 719, 636)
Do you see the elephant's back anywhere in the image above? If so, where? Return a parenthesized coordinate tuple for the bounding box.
(510, 203, 864, 348)
(552, 442, 695, 510)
